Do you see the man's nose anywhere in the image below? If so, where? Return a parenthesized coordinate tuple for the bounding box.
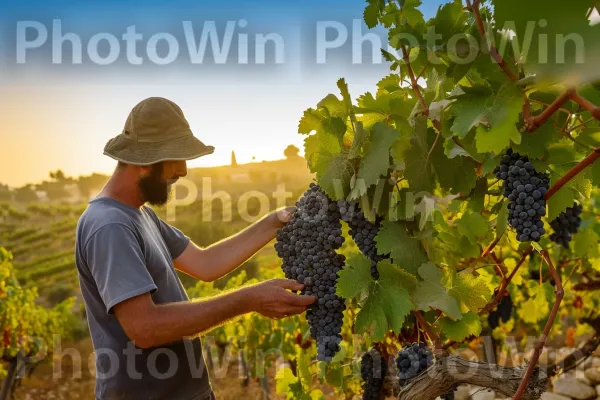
(177, 162, 188, 178)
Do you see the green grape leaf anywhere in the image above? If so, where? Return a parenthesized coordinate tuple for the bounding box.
(450, 85, 492, 138)
(299, 108, 327, 135)
(449, 271, 492, 314)
(547, 185, 575, 221)
(336, 253, 373, 299)
(432, 0, 468, 40)
(349, 121, 369, 159)
(519, 285, 549, 324)
(403, 116, 435, 193)
(317, 94, 347, 119)
(492, 0, 600, 85)
(438, 312, 482, 342)
(337, 78, 354, 117)
(376, 220, 429, 275)
(574, 227, 600, 258)
(513, 124, 555, 159)
(355, 295, 388, 340)
(592, 161, 600, 187)
(474, 83, 523, 154)
(348, 123, 399, 200)
(364, 2, 380, 29)
(304, 131, 354, 200)
(414, 263, 462, 319)
(340, 258, 415, 341)
(456, 212, 489, 245)
(495, 200, 509, 237)
(444, 138, 471, 159)
(276, 367, 300, 394)
(431, 142, 478, 194)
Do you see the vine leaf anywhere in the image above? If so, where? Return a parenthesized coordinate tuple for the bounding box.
(304, 128, 354, 200)
(348, 123, 399, 200)
(414, 263, 491, 320)
(592, 161, 600, 186)
(456, 212, 489, 245)
(431, 139, 478, 194)
(336, 253, 372, 299)
(376, 220, 428, 275)
(414, 263, 463, 320)
(337, 255, 415, 341)
(403, 115, 435, 193)
(547, 185, 575, 221)
(438, 312, 482, 342)
(513, 124, 555, 159)
(450, 85, 492, 138)
(474, 83, 523, 154)
(573, 227, 600, 258)
(495, 200, 509, 237)
(519, 284, 550, 324)
(449, 271, 491, 314)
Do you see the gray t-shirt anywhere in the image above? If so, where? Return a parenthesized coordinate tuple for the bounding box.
(75, 197, 212, 400)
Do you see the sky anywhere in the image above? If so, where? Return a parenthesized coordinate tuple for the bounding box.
(0, 0, 445, 187)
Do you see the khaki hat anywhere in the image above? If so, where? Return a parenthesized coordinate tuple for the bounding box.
(103, 97, 214, 165)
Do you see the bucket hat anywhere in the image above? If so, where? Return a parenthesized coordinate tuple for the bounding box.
(103, 97, 214, 165)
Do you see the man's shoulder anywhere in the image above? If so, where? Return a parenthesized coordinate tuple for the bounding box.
(76, 198, 140, 243)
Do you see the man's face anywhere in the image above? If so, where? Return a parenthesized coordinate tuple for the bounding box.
(138, 160, 187, 206)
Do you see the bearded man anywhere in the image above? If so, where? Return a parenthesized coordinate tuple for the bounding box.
(75, 97, 315, 400)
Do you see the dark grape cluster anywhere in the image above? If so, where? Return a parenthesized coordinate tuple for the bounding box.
(360, 348, 387, 400)
(338, 201, 388, 279)
(274, 183, 346, 362)
(395, 343, 433, 386)
(549, 202, 583, 248)
(494, 149, 549, 242)
(487, 290, 513, 329)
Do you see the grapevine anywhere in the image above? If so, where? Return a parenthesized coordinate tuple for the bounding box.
(0, 247, 75, 396)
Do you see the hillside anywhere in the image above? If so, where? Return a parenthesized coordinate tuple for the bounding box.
(0, 154, 314, 305)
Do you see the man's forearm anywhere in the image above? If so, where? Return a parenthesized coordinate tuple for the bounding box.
(137, 288, 252, 349)
(189, 215, 278, 281)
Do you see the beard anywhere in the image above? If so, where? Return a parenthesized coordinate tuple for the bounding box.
(138, 163, 176, 206)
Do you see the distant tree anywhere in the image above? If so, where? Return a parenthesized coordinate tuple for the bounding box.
(14, 185, 38, 203)
(50, 169, 66, 181)
(36, 180, 70, 202)
(0, 184, 12, 202)
(231, 151, 238, 167)
(77, 173, 108, 199)
(284, 145, 300, 159)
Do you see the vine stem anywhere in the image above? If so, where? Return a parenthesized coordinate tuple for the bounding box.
(544, 147, 600, 200)
(480, 246, 532, 315)
(571, 92, 600, 119)
(512, 250, 564, 400)
(481, 236, 501, 258)
(525, 90, 574, 131)
(468, 0, 518, 81)
(413, 311, 442, 351)
(400, 44, 429, 118)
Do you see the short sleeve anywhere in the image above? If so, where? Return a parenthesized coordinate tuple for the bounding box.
(145, 208, 190, 259)
(84, 223, 158, 314)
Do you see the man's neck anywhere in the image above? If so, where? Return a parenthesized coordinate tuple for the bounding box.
(98, 169, 144, 209)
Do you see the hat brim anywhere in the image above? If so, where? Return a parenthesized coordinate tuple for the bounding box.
(103, 133, 215, 165)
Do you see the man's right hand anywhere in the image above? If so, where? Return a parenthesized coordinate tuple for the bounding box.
(244, 279, 316, 319)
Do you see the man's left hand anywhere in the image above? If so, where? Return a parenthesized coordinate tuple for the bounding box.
(270, 206, 296, 229)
